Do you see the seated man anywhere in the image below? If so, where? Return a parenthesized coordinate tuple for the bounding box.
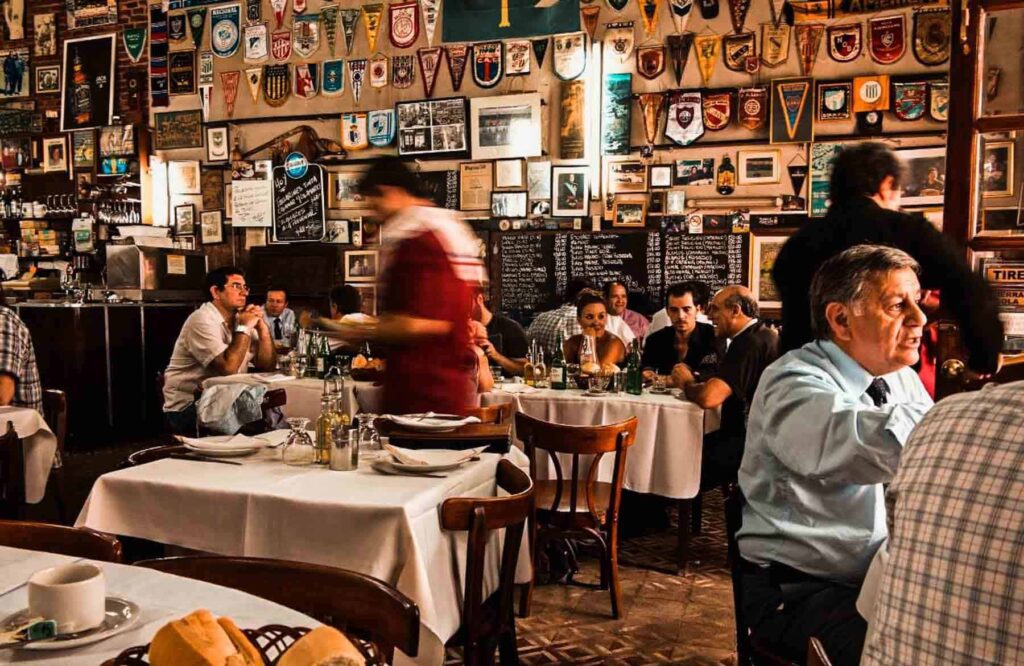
(675, 285, 778, 487)
(471, 286, 528, 376)
(737, 245, 933, 666)
(641, 281, 720, 385)
(0, 291, 41, 414)
(262, 285, 296, 347)
(604, 280, 649, 341)
(527, 278, 592, 359)
(861, 380, 1024, 665)
(645, 281, 711, 339)
(600, 280, 636, 347)
(163, 266, 277, 434)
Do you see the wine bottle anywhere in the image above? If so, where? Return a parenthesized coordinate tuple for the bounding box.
(549, 332, 567, 390)
(716, 156, 736, 195)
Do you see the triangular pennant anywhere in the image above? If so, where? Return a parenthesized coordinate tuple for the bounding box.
(445, 44, 470, 90)
(581, 5, 601, 41)
(421, 0, 440, 47)
(362, 5, 384, 53)
(187, 8, 207, 47)
(349, 59, 367, 103)
(532, 38, 549, 68)
(795, 23, 824, 76)
(199, 85, 212, 121)
(418, 47, 443, 97)
(636, 92, 665, 145)
(293, 14, 321, 59)
(221, 71, 241, 117)
(123, 28, 147, 64)
(666, 33, 694, 85)
(787, 164, 807, 196)
(270, 0, 287, 29)
(321, 4, 339, 56)
(669, 0, 693, 34)
(778, 80, 810, 140)
(693, 34, 720, 87)
(340, 9, 360, 55)
(727, 0, 750, 34)
(767, 0, 784, 27)
(245, 67, 262, 103)
(639, 0, 661, 37)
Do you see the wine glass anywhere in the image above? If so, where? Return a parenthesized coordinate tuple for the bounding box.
(357, 413, 381, 452)
(281, 418, 315, 466)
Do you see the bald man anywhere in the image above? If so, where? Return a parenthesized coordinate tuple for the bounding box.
(676, 286, 779, 487)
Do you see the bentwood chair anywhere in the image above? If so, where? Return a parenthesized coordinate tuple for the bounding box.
(515, 412, 638, 619)
(807, 638, 834, 666)
(42, 389, 69, 523)
(464, 401, 514, 425)
(135, 556, 419, 665)
(0, 422, 24, 520)
(120, 444, 188, 468)
(0, 519, 122, 562)
(442, 459, 533, 665)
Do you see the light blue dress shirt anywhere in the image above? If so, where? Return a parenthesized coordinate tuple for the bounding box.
(737, 339, 933, 584)
(262, 307, 296, 342)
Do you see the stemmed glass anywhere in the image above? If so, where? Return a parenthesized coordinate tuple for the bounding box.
(281, 418, 315, 466)
(357, 413, 381, 452)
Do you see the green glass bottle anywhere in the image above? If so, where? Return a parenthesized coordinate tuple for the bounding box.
(626, 340, 643, 395)
(549, 332, 567, 390)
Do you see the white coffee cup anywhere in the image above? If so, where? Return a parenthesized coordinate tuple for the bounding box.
(28, 563, 106, 634)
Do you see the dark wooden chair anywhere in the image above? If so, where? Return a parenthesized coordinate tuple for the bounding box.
(515, 412, 638, 619)
(135, 556, 420, 665)
(0, 519, 122, 562)
(464, 401, 514, 425)
(0, 422, 24, 520)
(442, 459, 533, 665)
(807, 637, 833, 666)
(120, 444, 188, 469)
(42, 389, 69, 523)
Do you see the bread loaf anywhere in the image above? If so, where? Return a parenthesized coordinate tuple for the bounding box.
(278, 626, 366, 666)
(148, 610, 261, 666)
(351, 354, 368, 369)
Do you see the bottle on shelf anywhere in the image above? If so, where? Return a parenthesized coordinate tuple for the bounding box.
(549, 332, 567, 390)
(716, 156, 736, 195)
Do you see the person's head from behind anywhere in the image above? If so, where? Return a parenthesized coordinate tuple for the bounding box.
(357, 156, 427, 220)
(829, 142, 906, 212)
(603, 280, 628, 317)
(811, 245, 926, 377)
(206, 266, 248, 310)
(665, 281, 708, 336)
(576, 290, 608, 337)
(471, 284, 491, 322)
(329, 285, 362, 319)
(707, 285, 758, 339)
(264, 286, 288, 317)
(563, 278, 594, 307)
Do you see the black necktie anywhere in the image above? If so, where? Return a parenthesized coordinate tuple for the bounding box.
(274, 318, 282, 340)
(866, 377, 890, 407)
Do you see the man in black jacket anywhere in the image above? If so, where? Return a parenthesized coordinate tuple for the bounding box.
(773, 142, 1002, 374)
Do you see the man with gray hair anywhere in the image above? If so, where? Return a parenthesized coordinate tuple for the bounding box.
(736, 245, 934, 666)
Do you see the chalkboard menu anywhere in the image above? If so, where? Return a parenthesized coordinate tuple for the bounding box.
(664, 233, 749, 294)
(567, 233, 663, 306)
(272, 164, 327, 242)
(499, 234, 557, 320)
(421, 170, 460, 210)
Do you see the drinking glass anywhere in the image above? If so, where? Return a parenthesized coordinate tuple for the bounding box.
(358, 413, 381, 451)
(281, 418, 315, 466)
(652, 375, 667, 393)
(329, 428, 358, 471)
(292, 353, 307, 380)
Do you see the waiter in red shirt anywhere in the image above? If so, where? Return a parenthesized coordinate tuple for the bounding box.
(342, 157, 486, 415)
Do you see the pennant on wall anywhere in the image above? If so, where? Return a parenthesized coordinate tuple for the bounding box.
(827, 23, 861, 62)
(852, 74, 890, 112)
(349, 58, 367, 102)
(446, 44, 470, 90)
(187, 8, 207, 47)
(723, 32, 755, 72)
(607, 0, 628, 11)
(727, 0, 750, 33)
(169, 13, 187, 42)
(693, 34, 720, 87)
(293, 14, 321, 59)
(245, 67, 262, 102)
(169, 50, 198, 96)
(244, 23, 269, 63)
(370, 54, 389, 88)
(581, 4, 601, 41)
(221, 70, 241, 116)
(199, 84, 212, 120)
(506, 40, 532, 75)
(342, 113, 369, 150)
(532, 37, 549, 68)
(795, 23, 824, 76)
(199, 51, 214, 85)
(636, 92, 665, 145)
(323, 59, 345, 95)
(761, 22, 790, 68)
(559, 80, 586, 159)
(738, 86, 767, 129)
(418, 47, 443, 97)
(321, 4, 340, 55)
(639, 0, 661, 37)
(211, 4, 241, 58)
(150, 3, 170, 108)
(698, 0, 719, 19)
(123, 28, 147, 64)
(893, 80, 927, 120)
(817, 81, 851, 121)
(389, 2, 419, 49)
(340, 9, 360, 54)
(294, 63, 319, 99)
(772, 78, 812, 143)
(368, 109, 396, 147)
(665, 91, 704, 146)
(393, 54, 415, 88)
(263, 63, 290, 107)
(604, 22, 634, 64)
(363, 5, 385, 53)
(553, 32, 587, 81)
(666, 32, 693, 85)
(472, 42, 503, 88)
(929, 80, 948, 121)
(636, 46, 665, 80)
(669, 0, 694, 34)
(912, 8, 950, 66)
(294, 0, 308, 14)
(703, 91, 731, 131)
(270, 0, 287, 28)
(421, 0, 440, 46)
(272, 30, 292, 61)
(869, 15, 906, 65)
(246, 0, 262, 24)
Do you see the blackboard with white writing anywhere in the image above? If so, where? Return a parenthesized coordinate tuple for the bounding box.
(272, 164, 326, 243)
(663, 233, 749, 294)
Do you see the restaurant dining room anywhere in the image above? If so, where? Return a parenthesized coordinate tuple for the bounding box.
(0, 0, 1022, 664)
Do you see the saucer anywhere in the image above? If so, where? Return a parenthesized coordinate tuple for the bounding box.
(1, 597, 139, 650)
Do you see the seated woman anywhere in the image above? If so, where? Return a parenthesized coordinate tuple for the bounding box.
(467, 320, 495, 394)
(562, 291, 627, 371)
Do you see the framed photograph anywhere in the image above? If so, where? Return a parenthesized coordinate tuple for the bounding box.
(527, 160, 551, 199)
(552, 166, 590, 217)
(348, 284, 378, 316)
(324, 219, 352, 244)
(362, 218, 383, 245)
(459, 161, 493, 211)
(154, 110, 204, 150)
(71, 130, 95, 169)
(0, 49, 29, 100)
(469, 93, 543, 160)
(674, 158, 715, 185)
(494, 158, 525, 189)
(666, 189, 687, 215)
(174, 204, 196, 236)
(738, 150, 782, 185)
(34, 13, 57, 57)
(344, 250, 380, 282)
(328, 170, 366, 209)
(206, 126, 230, 163)
(530, 200, 552, 216)
(491, 191, 528, 218)
(612, 196, 647, 228)
(98, 125, 134, 157)
(1, 137, 31, 170)
(751, 235, 787, 308)
(168, 160, 202, 195)
(896, 147, 946, 206)
(60, 34, 116, 132)
(607, 160, 648, 194)
(35, 66, 60, 94)
(983, 140, 1014, 198)
(649, 165, 673, 189)
(396, 97, 469, 157)
(42, 137, 67, 173)
(200, 210, 224, 244)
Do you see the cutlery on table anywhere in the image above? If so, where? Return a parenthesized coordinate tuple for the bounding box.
(169, 454, 243, 466)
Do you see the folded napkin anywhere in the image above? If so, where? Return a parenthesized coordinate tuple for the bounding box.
(496, 384, 540, 394)
(250, 373, 296, 384)
(381, 413, 481, 429)
(383, 444, 487, 467)
(176, 434, 264, 450)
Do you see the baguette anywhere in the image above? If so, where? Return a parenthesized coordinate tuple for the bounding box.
(217, 617, 262, 666)
(148, 610, 262, 666)
(278, 626, 366, 666)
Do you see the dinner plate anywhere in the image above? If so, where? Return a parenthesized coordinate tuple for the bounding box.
(648, 387, 671, 395)
(183, 443, 261, 458)
(389, 459, 467, 473)
(1, 597, 139, 650)
(385, 414, 469, 432)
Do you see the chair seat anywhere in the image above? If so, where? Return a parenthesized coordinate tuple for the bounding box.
(534, 480, 613, 523)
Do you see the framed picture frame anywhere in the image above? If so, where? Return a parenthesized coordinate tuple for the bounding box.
(328, 170, 366, 209)
(71, 130, 95, 169)
(344, 250, 379, 282)
(206, 126, 230, 163)
(526, 160, 551, 199)
(459, 161, 493, 211)
(200, 210, 224, 244)
(896, 147, 946, 206)
(395, 97, 469, 158)
(666, 189, 687, 215)
(0, 49, 29, 101)
(348, 283, 378, 316)
(168, 160, 202, 195)
(174, 204, 196, 236)
(60, 34, 116, 132)
(494, 158, 525, 189)
(751, 235, 787, 309)
(98, 125, 134, 157)
(324, 218, 352, 244)
(611, 196, 647, 228)
(606, 160, 648, 194)
(530, 200, 551, 216)
(469, 93, 543, 160)
(35, 65, 61, 94)
(552, 166, 590, 217)
(41, 137, 67, 173)
(982, 140, 1014, 198)
(649, 164, 673, 189)
(154, 110, 204, 150)
(674, 158, 715, 185)
(491, 190, 528, 218)
(738, 150, 782, 185)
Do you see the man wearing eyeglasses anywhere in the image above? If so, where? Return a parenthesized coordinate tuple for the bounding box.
(162, 266, 277, 434)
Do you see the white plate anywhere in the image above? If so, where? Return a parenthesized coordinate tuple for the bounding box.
(373, 459, 463, 475)
(183, 443, 261, 458)
(385, 414, 473, 432)
(1, 597, 139, 650)
(648, 387, 671, 395)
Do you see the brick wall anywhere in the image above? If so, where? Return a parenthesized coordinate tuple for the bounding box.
(22, 0, 150, 130)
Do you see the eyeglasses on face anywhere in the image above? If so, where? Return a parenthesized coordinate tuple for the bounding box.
(226, 282, 250, 292)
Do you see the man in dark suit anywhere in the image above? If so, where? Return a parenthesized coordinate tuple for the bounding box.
(773, 142, 1002, 375)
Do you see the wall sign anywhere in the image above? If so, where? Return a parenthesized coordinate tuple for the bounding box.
(272, 163, 326, 242)
(60, 34, 116, 132)
(154, 110, 204, 150)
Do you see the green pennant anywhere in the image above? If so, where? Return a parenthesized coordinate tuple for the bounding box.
(187, 8, 208, 48)
(122, 28, 147, 64)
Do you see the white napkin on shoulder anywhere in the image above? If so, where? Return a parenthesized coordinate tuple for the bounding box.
(382, 413, 481, 429)
(383, 444, 487, 467)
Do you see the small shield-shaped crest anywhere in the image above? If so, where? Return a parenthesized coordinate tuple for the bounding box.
(293, 15, 320, 59)
(607, 0, 629, 11)
(294, 63, 319, 99)
(553, 32, 587, 81)
(342, 113, 369, 151)
(703, 92, 731, 131)
(169, 13, 187, 42)
(472, 42, 503, 88)
(636, 46, 665, 80)
(322, 59, 345, 96)
(893, 81, 927, 120)
(929, 81, 949, 121)
(827, 23, 861, 62)
(723, 32, 754, 72)
(393, 54, 415, 89)
(368, 109, 396, 147)
(869, 15, 905, 65)
(912, 8, 950, 66)
(263, 63, 290, 107)
(271, 31, 291, 61)
(370, 54, 389, 89)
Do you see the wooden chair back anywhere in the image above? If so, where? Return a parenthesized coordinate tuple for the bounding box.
(42, 390, 67, 465)
(441, 460, 533, 664)
(807, 637, 833, 666)
(514, 412, 636, 525)
(135, 556, 419, 664)
(0, 422, 24, 520)
(121, 444, 187, 468)
(464, 402, 513, 425)
(0, 519, 122, 562)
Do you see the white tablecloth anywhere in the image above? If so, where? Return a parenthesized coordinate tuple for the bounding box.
(482, 387, 719, 499)
(202, 374, 384, 421)
(0, 406, 57, 504)
(76, 448, 531, 665)
(0, 545, 317, 664)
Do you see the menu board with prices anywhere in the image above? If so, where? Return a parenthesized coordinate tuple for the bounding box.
(272, 164, 326, 243)
(662, 233, 749, 295)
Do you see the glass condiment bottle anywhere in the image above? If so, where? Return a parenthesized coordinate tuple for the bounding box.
(315, 395, 339, 465)
(523, 343, 536, 387)
(533, 348, 547, 388)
